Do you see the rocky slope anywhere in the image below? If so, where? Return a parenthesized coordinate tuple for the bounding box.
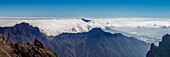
(146, 34, 170, 57)
(0, 34, 57, 57)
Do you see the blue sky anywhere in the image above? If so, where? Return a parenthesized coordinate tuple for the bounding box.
(0, 0, 170, 18)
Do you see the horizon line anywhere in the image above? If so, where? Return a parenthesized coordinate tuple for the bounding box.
(0, 16, 170, 19)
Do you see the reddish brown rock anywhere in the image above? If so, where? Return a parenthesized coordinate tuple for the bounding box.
(0, 34, 57, 57)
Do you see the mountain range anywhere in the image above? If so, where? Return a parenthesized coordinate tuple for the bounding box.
(0, 22, 150, 57)
(52, 28, 150, 57)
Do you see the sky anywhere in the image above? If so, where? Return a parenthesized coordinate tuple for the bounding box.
(0, 0, 170, 18)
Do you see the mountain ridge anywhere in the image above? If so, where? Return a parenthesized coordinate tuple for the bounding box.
(53, 27, 150, 57)
(0, 22, 150, 57)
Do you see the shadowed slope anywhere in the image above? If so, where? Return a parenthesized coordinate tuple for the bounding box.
(147, 34, 170, 57)
(53, 28, 150, 57)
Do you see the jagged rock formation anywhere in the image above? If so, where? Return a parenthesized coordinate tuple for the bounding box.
(146, 34, 170, 57)
(0, 34, 57, 57)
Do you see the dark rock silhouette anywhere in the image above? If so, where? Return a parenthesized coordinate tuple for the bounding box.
(146, 34, 170, 57)
(81, 18, 91, 22)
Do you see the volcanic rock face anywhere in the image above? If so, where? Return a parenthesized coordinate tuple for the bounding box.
(0, 34, 57, 57)
(146, 34, 170, 57)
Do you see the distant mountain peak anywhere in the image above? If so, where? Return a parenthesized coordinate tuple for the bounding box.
(88, 28, 124, 37)
(87, 28, 113, 37)
(81, 18, 92, 22)
(14, 22, 40, 30)
(88, 28, 104, 33)
(13, 22, 34, 29)
(14, 22, 30, 27)
(0, 22, 47, 43)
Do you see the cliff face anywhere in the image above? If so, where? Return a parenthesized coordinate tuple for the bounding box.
(146, 34, 170, 57)
(0, 34, 57, 57)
